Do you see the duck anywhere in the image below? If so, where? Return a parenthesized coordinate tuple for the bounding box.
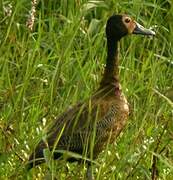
(28, 14, 155, 179)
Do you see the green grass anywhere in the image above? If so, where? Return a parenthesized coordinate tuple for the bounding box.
(0, 0, 173, 179)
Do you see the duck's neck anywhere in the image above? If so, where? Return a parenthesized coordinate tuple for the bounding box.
(100, 37, 121, 93)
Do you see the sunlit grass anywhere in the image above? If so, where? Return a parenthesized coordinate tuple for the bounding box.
(0, 0, 173, 179)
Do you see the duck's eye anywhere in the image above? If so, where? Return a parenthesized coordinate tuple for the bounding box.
(125, 18, 131, 23)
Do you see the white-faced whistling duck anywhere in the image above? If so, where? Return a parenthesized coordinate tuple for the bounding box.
(28, 14, 155, 179)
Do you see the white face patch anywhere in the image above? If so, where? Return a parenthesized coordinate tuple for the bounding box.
(122, 15, 136, 34)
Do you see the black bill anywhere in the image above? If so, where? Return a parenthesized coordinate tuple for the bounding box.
(133, 22, 155, 36)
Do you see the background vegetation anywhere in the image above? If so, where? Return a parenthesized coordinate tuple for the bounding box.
(0, 0, 173, 179)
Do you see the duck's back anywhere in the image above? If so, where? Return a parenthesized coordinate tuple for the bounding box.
(29, 87, 129, 166)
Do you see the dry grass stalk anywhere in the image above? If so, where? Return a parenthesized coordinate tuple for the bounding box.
(26, 0, 37, 31)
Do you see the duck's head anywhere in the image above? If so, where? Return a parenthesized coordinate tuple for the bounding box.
(106, 14, 155, 41)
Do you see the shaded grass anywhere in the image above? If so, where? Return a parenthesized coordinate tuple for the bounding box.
(0, 0, 173, 179)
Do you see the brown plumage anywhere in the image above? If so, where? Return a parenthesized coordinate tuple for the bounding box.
(28, 14, 155, 178)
